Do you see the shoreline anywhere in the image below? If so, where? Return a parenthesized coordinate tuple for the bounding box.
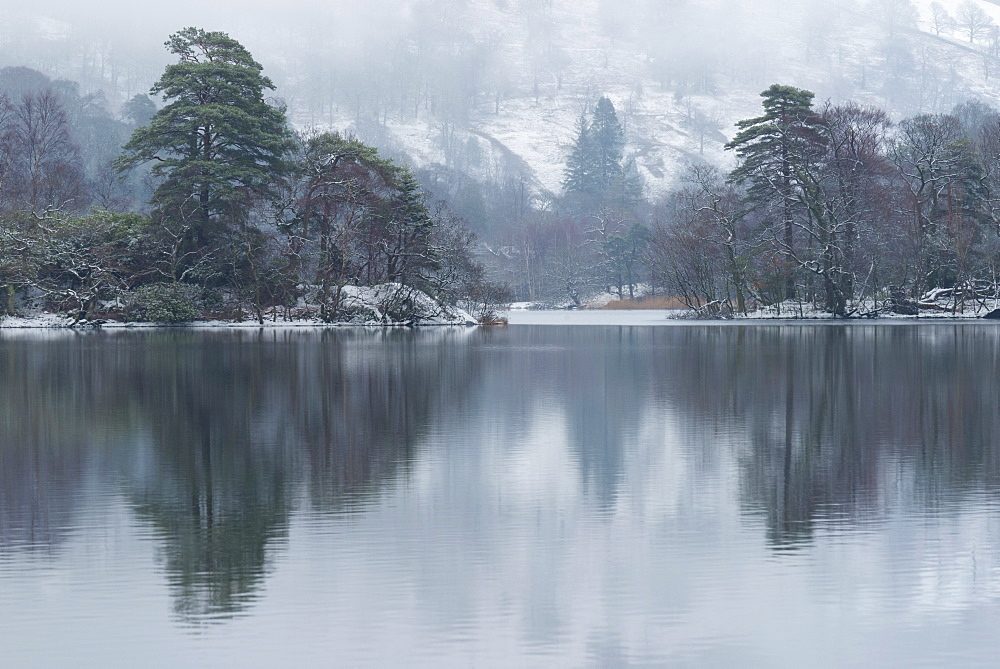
(4, 308, 1000, 330)
(0, 317, 480, 330)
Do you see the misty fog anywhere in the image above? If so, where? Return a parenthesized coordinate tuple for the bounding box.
(6, 0, 998, 196)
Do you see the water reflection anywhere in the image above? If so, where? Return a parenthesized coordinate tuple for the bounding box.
(0, 328, 483, 622)
(640, 325, 1000, 550)
(119, 334, 300, 622)
(3, 323, 1000, 662)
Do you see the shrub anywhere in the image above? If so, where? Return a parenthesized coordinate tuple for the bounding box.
(465, 280, 514, 323)
(124, 283, 201, 323)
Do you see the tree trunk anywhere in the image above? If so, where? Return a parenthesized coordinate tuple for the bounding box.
(782, 147, 795, 301)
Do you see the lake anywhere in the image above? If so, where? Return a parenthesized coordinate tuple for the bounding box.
(3, 319, 1000, 666)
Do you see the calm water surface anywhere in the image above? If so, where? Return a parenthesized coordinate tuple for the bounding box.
(3, 322, 1000, 666)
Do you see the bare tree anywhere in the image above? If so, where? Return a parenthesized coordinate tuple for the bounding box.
(868, 0, 919, 37)
(930, 2, 955, 36)
(8, 90, 86, 213)
(956, 0, 994, 43)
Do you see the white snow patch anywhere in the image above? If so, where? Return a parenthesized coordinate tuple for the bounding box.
(0, 283, 478, 328)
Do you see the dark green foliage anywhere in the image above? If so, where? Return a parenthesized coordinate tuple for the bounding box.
(385, 168, 437, 284)
(125, 283, 201, 323)
(726, 84, 827, 300)
(122, 94, 156, 128)
(727, 84, 826, 188)
(590, 96, 626, 191)
(0, 29, 502, 326)
(563, 96, 640, 209)
(564, 112, 596, 196)
(117, 28, 293, 244)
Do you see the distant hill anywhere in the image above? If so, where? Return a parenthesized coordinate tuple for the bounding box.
(6, 0, 1000, 200)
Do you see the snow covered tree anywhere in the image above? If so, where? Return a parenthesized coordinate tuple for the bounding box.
(892, 113, 987, 297)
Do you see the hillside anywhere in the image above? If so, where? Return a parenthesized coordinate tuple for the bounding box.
(6, 0, 1000, 200)
(286, 0, 1000, 198)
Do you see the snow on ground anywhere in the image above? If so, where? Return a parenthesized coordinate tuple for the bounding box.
(14, 0, 1000, 202)
(338, 283, 478, 325)
(0, 283, 478, 329)
(506, 298, 1000, 325)
(303, 0, 1000, 200)
(0, 312, 73, 328)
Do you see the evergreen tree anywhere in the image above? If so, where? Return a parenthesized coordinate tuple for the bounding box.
(385, 168, 437, 285)
(563, 111, 596, 196)
(620, 155, 645, 209)
(563, 96, 633, 208)
(117, 28, 293, 245)
(121, 94, 156, 128)
(590, 96, 625, 194)
(726, 84, 826, 300)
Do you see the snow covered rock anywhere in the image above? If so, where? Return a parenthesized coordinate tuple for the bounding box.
(338, 283, 477, 325)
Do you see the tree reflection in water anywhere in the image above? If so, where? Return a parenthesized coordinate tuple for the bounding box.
(0, 328, 482, 623)
(4, 323, 1000, 624)
(645, 325, 1000, 550)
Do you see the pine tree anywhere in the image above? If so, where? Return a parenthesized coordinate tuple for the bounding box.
(590, 96, 625, 194)
(385, 168, 436, 284)
(563, 111, 595, 196)
(620, 155, 645, 209)
(121, 94, 156, 128)
(726, 84, 826, 300)
(117, 28, 293, 245)
(563, 96, 632, 208)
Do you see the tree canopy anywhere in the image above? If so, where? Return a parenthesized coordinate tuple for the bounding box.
(117, 27, 293, 243)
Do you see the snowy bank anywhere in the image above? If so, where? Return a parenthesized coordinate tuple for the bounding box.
(0, 283, 478, 329)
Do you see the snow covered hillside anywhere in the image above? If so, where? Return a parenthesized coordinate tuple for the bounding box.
(8, 0, 1000, 199)
(304, 0, 1000, 198)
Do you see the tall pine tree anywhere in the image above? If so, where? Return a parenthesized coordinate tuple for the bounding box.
(563, 96, 637, 208)
(726, 84, 826, 300)
(117, 28, 293, 245)
(385, 168, 436, 285)
(563, 111, 596, 196)
(590, 96, 625, 194)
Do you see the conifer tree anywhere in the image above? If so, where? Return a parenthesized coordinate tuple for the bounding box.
(564, 112, 595, 196)
(563, 96, 634, 207)
(117, 28, 293, 246)
(385, 168, 436, 284)
(590, 96, 625, 194)
(620, 156, 645, 209)
(726, 84, 826, 300)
